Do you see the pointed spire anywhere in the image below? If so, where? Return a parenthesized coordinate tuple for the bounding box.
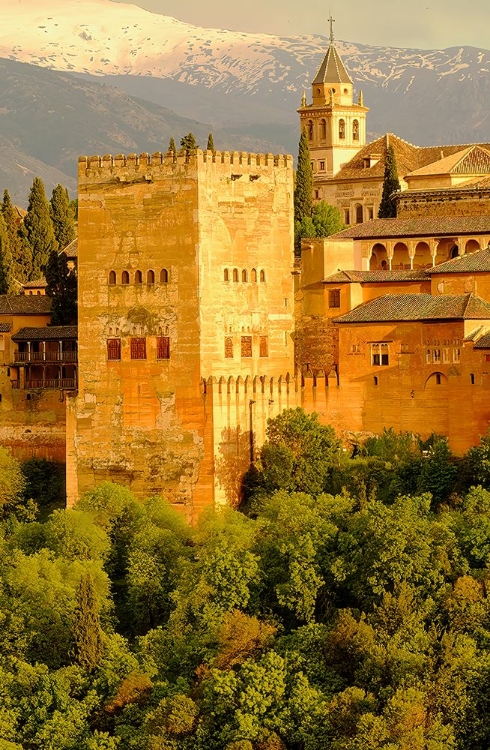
(358, 90, 364, 107)
(301, 89, 307, 107)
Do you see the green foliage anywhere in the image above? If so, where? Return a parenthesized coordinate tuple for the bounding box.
(72, 573, 104, 671)
(294, 129, 313, 226)
(295, 200, 345, 247)
(21, 457, 66, 508)
(378, 144, 401, 218)
(50, 184, 76, 250)
(0, 211, 15, 295)
(0, 447, 25, 512)
(206, 132, 215, 152)
(45, 248, 77, 324)
(180, 132, 199, 153)
(24, 176, 58, 279)
(168, 137, 176, 154)
(1, 188, 25, 282)
(244, 408, 342, 502)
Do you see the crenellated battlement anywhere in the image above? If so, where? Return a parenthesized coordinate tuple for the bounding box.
(78, 149, 293, 183)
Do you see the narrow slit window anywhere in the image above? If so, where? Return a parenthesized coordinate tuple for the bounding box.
(135, 270, 143, 284)
(160, 268, 169, 283)
(108, 270, 116, 285)
(121, 270, 130, 285)
(147, 269, 155, 284)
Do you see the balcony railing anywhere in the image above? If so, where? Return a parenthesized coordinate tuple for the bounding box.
(11, 378, 77, 390)
(14, 350, 78, 363)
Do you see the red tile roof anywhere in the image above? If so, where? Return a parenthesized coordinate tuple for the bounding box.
(0, 296, 51, 315)
(331, 216, 490, 240)
(429, 247, 490, 274)
(334, 293, 490, 323)
(12, 326, 77, 341)
(323, 269, 429, 283)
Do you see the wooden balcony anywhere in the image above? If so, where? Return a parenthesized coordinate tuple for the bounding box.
(14, 350, 77, 363)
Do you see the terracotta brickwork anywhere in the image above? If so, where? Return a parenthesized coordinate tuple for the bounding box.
(68, 150, 295, 516)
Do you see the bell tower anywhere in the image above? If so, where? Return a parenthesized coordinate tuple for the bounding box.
(298, 16, 368, 181)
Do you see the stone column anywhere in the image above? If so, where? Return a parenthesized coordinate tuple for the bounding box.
(408, 241, 416, 270)
(387, 241, 394, 271)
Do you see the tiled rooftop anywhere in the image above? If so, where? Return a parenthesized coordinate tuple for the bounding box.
(429, 247, 490, 274)
(0, 323, 12, 333)
(0, 296, 52, 315)
(22, 277, 47, 289)
(12, 326, 78, 341)
(333, 133, 490, 182)
(474, 332, 490, 349)
(330, 215, 490, 240)
(334, 293, 490, 323)
(323, 269, 429, 283)
(312, 43, 352, 85)
(61, 238, 78, 258)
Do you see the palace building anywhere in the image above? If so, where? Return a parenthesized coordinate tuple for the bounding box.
(3, 29, 490, 512)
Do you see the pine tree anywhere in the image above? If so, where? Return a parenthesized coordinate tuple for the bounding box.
(168, 137, 176, 154)
(50, 184, 76, 250)
(180, 133, 199, 153)
(206, 132, 215, 153)
(45, 249, 77, 325)
(0, 212, 15, 295)
(1, 189, 25, 282)
(72, 574, 104, 672)
(378, 144, 401, 219)
(24, 177, 58, 280)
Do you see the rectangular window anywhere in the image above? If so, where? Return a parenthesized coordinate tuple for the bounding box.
(329, 289, 341, 308)
(320, 160, 325, 171)
(0, 335, 4, 352)
(107, 338, 121, 360)
(344, 210, 350, 225)
(156, 336, 170, 360)
(453, 348, 461, 363)
(372, 343, 389, 366)
(241, 336, 252, 358)
(433, 349, 441, 363)
(426, 349, 431, 364)
(225, 337, 234, 358)
(485, 354, 490, 362)
(130, 337, 146, 360)
(260, 336, 268, 358)
(443, 348, 450, 363)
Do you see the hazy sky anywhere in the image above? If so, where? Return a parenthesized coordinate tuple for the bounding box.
(113, 0, 490, 50)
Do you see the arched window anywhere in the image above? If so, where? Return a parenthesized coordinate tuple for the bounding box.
(242, 269, 248, 282)
(160, 268, 169, 283)
(260, 269, 266, 283)
(307, 120, 313, 141)
(233, 268, 239, 282)
(320, 118, 327, 140)
(121, 270, 130, 285)
(355, 204, 363, 224)
(353, 119, 359, 141)
(108, 270, 116, 285)
(251, 268, 257, 282)
(147, 269, 155, 284)
(135, 270, 143, 284)
(339, 119, 345, 140)
(224, 268, 229, 281)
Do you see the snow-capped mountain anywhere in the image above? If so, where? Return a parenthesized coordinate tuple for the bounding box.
(3, 0, 490, 103)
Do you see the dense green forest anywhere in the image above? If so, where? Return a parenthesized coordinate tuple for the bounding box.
(2, 409, 490, 749)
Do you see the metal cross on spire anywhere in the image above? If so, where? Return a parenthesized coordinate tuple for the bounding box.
(328, 12, 335, 43)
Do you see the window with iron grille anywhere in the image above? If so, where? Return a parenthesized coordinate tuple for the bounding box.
(241, 336, 252, 358)
(329, 289, 341, 308)
(107, 338, 121, 360)
(156, 336, 170, 360)
(130, 337, 146, 360)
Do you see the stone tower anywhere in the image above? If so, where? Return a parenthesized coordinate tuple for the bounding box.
(298, 17, 368, 187)
(66, 149, 298, 517)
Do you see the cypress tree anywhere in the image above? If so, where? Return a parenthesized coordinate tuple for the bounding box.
(45, 249, 77, 325)
(16, 225, 34, 283)
(294, 128, 313, 225)
(1, 189, 25, 282)
(50, 184, 76, 250)
(72, 573, 104, 672)
(206, 132, 215, 153)
(180, 133, 199, 153)
(168, 137, 176, 154)
(294, 129, 314, 253)
(0, 212, 15, 295)
(24, 177, 58, 280)
(378, 144, 401, 219)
